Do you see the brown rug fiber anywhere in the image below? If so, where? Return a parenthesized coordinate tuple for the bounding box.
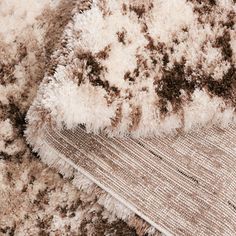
(6, 0, 234, 235)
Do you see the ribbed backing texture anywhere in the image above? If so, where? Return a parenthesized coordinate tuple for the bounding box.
(42, 125, 236, 236)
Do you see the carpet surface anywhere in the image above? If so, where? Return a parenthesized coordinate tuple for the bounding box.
(4, 0, 236, 235)
(0, 0, 155, 235)
(27, 0, 236, 137)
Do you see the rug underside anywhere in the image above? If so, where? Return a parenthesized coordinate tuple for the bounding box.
(40, 124, 236, 236)
(24, 0, 236, 235)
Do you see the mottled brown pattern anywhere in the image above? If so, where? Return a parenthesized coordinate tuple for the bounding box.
(31, 0, 236, 135)
(98, 0, 112, 17)
(96, 45, 111, 60)
(117, 30, 127, 45)
(23, 1, 236, 235)
(206, 65, 236, 101)
(130, 4, 146, 19)
(129, 106, 142, 131)
(41, 0, 77, 60)
(157, 62, 236, 114)
(0, 63, 16, 86)
(188, 0, 217, 17)
(111, 106, 123, 128)
(215, 30, 233, 62)
(0, 1, 151, 235)
(155, 61, 196, 114)
(38, 0, 80, 76)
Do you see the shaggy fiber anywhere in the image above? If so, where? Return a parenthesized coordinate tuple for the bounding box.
(27, 0, 236, 137)
(25, 0, 236, 235)
(0, 0, 156, 235)
(1, 0, 235, 235)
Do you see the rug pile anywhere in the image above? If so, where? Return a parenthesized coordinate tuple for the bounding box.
(1, 0, 236, 235)
(0, 0, 153, 235)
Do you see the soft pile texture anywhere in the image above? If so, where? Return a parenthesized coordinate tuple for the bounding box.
(1, 0, 235, 235)
(25, 0, 236, 235)
(27, 0, 236, 138)
(0, 0, 155, 235)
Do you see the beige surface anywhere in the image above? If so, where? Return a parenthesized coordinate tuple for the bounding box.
(43, 125, 236, 236)
(0, 0, 148, 234)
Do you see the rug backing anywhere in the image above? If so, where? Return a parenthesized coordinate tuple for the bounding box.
(43, 125, 236, 236)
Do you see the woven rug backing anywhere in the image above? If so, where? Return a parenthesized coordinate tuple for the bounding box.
(42, 125, 236, 236)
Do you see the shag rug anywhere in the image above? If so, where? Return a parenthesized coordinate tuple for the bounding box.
(0, 1, 153, 235)
(1, 0, 236, 235)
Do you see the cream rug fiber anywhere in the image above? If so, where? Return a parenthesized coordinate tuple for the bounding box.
(5, 0, 236, 235)
(0, 0, 153, 235)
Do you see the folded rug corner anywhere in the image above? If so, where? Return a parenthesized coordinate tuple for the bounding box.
(25, 1, 236, 235)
